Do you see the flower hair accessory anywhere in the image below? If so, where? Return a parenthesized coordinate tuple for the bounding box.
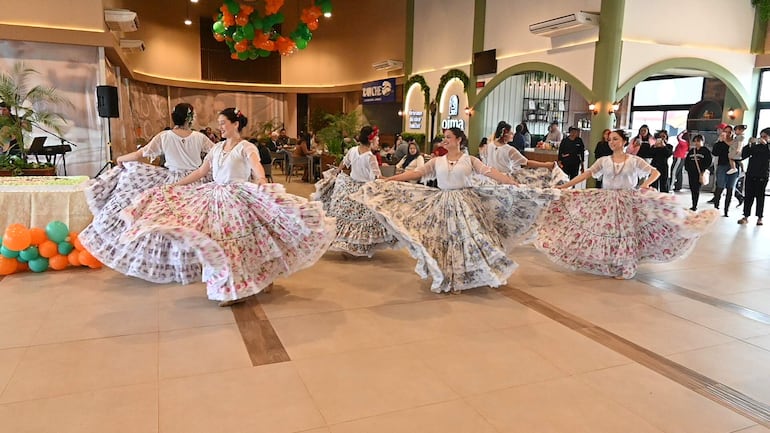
(368, 126, 379, 142)
(233, 107, 243, 118)
(185, 107, 194, 126)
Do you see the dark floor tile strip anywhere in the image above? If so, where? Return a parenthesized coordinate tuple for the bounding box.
(635, 275, 770, 325)
(231, 297, 290, 366)
(500, 285, 770, 427)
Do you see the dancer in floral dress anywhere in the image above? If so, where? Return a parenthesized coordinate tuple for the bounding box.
(312, 125, 399, 257)
(354, 127, 560, 293)
(482, 121, 568, 188)
(120, 108, 335, 306)
(80, 103, 212, 283)
(535, 129, 718, 279)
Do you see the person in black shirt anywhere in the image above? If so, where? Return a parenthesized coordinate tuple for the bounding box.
(557, 126, 585, 179)
(684, 134, 713, 211)
(711, 125, 740, 217)
(593, 128, 612, 188)
(649, 131, 674, 192)
(737, 127, 770, 226)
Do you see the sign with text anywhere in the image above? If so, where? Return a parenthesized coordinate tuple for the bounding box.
(408, 110, 423, 129)
(362, 78, 396, 104)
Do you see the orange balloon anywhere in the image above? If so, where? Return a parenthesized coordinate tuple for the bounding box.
(16, 261, 28, 272)
(70, 232, 83, 251)
(3, 224, 31, 251)
(307, 20, 319, 31)
(38, 240, 58, 258)
(0, 257, 16, 275)
(29, 228, 47, 245)
(67, 250, 81, 267)
(87, 260, 103, 269)
(214, 33, 225, 42)
(49, 254, 69, 271)
(79, 249, 97, 267)
(235, 14, 249, 26)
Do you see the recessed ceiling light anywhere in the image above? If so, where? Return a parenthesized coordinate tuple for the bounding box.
(184, 18, 192, 25)
(323, 12, 332, 18)
(190, 0, 199, 3)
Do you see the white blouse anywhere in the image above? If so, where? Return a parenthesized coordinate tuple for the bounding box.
(343, 146, 381, 182)
(417, 154, 492, 190)
(589, 155, 653, 190)
(483, 143, 528, 174)
(395, 154, 425, 171)
(205, 140, 259, 184)
(141, 130, 212, 171)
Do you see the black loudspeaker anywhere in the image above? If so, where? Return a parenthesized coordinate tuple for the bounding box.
(96, 85, 119, 118)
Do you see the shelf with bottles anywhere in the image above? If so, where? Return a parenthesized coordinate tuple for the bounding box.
(522, 110, 565, 124)
(522, 98, 568, 113)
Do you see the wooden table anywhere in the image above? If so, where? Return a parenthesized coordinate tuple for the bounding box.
(523, 148, 559, 163)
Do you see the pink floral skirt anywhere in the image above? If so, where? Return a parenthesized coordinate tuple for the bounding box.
(534, 189, 718, 278)
(120, 182, 335, 301)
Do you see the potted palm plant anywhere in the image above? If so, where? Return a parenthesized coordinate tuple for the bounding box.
(0, 62, 72, 176)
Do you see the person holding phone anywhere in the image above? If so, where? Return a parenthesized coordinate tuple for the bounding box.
(737, 128, 770, 226)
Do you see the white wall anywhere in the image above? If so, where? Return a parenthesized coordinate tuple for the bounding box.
(623, 0, 755, 50)
(412, 0, 474, 79)
(495, 43, 596, 94)
(482, 74, 525, 137)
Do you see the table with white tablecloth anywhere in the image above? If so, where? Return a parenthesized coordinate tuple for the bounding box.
(0, 176, 92, 232)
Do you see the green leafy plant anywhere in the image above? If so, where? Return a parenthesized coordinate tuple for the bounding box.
(316, 111, 365, 160)
(401, 132, 426, 153)
(0, 62, 72, 171)
(754, 0, 770, 22)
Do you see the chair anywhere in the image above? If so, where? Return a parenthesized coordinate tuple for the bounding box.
(284, 153, 309, 183)
(379, 165, 396, 177)
(261, 163, 273, 182)
(271, 151, 285, 172)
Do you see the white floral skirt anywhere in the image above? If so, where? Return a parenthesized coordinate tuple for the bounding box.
(311, 168, 338, 212)
(534, 189, 718, 279)
(322, 173, 400, 257)
(472, 165, 568, 189)
(120, 182, 335, 302)
(80, 162, 205, 284)
(354, 181, 560, 293)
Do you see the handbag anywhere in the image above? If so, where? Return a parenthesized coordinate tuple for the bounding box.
(694, 153, 709, 184)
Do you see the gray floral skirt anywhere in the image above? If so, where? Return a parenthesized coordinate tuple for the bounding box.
(354, 181, 560, 293)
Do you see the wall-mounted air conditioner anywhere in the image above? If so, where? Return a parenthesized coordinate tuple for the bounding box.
(372, 59, 403, 71)
(529, 12, 599, 37)
(105, 9, 139, 32)
(120, 39, 145, 53)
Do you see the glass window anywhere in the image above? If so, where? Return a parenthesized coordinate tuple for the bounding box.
(664, 110, 689, 139)
(632, 77, 704, 106)
(760, 71, 770, 102)
(631, 111, 664, 131)
(757, 109, 770, 131)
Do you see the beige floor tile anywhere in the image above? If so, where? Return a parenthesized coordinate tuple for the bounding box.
(723, 289, 770, 317)
(159, 364, 324, 433)
(583, 304, 734, 355)
(50, 271, 159, 309)
(294, 345, 458, 424)
(0, 281, 61, 314)
(733, 425, 770, 432)
(501, 321, 632, 374)
(652, 298, 770, 339)
(33, 301, 159, 345)
(668, 340, 770, 404)
(443, 288, 550, 329)
(0, 383, 158, 433)
(158, 296, 235, 331)
(578, 363, 756, 433)
(404, 330, 567, 396)
(646, 264, 770, 296)
(159, 323, 251, 379)
(0, 309, 47, 349)
(0, 347, 24, 394)
(271, 309, 392, 360)
(328, 399, 497, 433)
(466, 376, 666, 433)
(745, 333, 770, 351)
(367, 299, 494, 345)
(0, 333, 158, 403)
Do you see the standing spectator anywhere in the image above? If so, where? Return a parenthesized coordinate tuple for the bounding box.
(712, 125, 739, 217)
(628, 124, 655, 157)
(511, 124, 527, 152)
(707, 122, 729, 204)
(738, 127, 770, 226)
(594, 128, 613, 188)
(557, 126, 585, 179)
(671, 131, 690, 191)
(650, 130, 673, 192)
(684, 134, 713, 211)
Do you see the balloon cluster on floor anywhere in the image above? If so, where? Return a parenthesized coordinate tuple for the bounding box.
(212, 0, 333, 59)
(0, 222, 102, 275)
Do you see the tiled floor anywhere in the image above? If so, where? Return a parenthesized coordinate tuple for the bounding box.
(2, 182, 770, 432)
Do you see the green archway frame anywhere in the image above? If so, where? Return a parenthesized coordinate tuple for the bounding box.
(472, 62, 595, 107)
(616, 57, 751, 109)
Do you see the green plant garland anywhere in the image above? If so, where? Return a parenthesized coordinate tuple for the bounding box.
(211, 0, 332, 60)
(754, 0, 770, 21)
(404, 75, 430, 108)
(434, 69, 470, 106)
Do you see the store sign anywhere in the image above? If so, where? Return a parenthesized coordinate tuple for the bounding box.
(441, 94, 464, 130)
(362, 78, 396, 104)
(408, 110, 423, 129)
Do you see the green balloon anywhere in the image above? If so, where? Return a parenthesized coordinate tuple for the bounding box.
(0, 245, 19, 258)
(225, 0, 240, 15)
(258, 49, 270, 57)
(296, 38, 308, 50)
(233, 28, 244, 42)
(237, 51, 249, 60)
(225, 26, 236, 37)
(250, 16, 263, 29)
(299, 24, 312, 39)
(58, 241, 74, 255)
(226, 40, 235, 50)
(242, 23, 255, 40)
(273, 12, 285, 24)
(19, 246, 39, 261)
(16, 255, 28, 263)
(306, 32, 312, 41)
(28, 257, 48, 273)
(321, 1, 333, 15)
(45, 221, 69, 243)
(212, 21, 225, 34)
